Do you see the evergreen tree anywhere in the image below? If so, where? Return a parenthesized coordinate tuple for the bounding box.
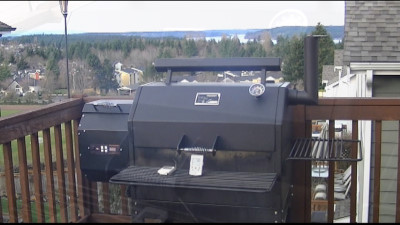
(8, 55, 16, 64)
(218, 35, 230, 57)
(17, 57, 29, 71)
(158, 48, 173, 58)
(0, 64, 11, 83)
(282, 34, 306, 84)
(183, 39, 198, 57)
(86, 53, 102, 90)
(335, 37, 344, 49)
(86, 53, 101, 69)
(46, 57, 60, 78)
(26, 47, 34, 57)
(227, 35, 243, 57)
(272, 35, 290, 60)
(97, 59, 118, 94)
(205, 39, 217, 57)
(142, 62, 159, 82)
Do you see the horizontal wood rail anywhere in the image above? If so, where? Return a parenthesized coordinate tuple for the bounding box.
(305, 98, 400, 120)
(0, 99, 84, 145)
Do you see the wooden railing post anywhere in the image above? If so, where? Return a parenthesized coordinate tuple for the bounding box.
(373, 120, 382, 223)
(120, 185, 129, 215)
(396, 121, 400, 223)
(54, 124, 68, 222)
(3, 142, 18, 223)
(43, 128, 57, 222)
(17, 137, 32, 223)
(327, 120, 335, 222)
(290, 105, 311, 222)
(73, 119, 89, 218)
(102, 183, 110, 214)
(350, 120, 358, 222)
(65, 121, 78, 222)
(31, 132, 45, 223)
(90, 181, 99, 213)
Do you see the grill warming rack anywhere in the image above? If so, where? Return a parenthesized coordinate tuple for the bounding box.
(288, 138, 362, 162)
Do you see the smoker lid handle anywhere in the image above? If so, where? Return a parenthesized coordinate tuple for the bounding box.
(154, 57, 281, 84)
(176, 135, 219, 156)
(154, 57, 281, 72)
(92, 101, 122, 112)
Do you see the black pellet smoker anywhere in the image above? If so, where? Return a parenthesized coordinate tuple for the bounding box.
(78, 36, 320, 223)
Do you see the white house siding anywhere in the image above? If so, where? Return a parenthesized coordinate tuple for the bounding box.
(325, 72, 373, 223)
(368, 75, 400, 223)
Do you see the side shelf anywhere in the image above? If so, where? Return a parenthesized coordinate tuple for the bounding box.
(287, 138, 362, 162)
(109, 165, 277, 193)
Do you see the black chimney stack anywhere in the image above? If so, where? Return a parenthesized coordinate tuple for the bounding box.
(288, 35, 320, 105)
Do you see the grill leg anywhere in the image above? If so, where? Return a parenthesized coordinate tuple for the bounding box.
(128, 185, 169, 223)
(132, 207, 168, 223)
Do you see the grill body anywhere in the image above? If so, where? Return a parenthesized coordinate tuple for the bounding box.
(79, 38, 321, 222)
(108, 81, 294, 222)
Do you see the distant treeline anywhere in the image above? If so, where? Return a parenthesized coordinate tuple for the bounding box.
(4, 26, 344, 45)
(7, 33, 273, 60)
(246, 26, 344, 40)
(0, 24, 343, 94)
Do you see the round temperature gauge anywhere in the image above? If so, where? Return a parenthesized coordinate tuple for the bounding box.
(249, 83, 265, 97)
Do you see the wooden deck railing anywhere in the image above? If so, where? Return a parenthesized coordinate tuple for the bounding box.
(1, 97, 400, 223)
(0, 97, 132, 223)
(0, 98, 82, 222)
(291, 98, 400, 223)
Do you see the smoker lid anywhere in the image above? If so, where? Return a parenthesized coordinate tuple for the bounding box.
(82, 99, 133, 114)
(129, 82, 289, 152)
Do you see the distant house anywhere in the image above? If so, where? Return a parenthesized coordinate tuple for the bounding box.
(28, 70, 44, 81)
(116, 70, 131, 87)
(171, 75, 198, 83)
(114, 63, 143, 95)
(28, 86, 41, 93)
(0, 21, 16, 37)
(114, 62, 142, 87)
(217, 71, 283, 84)
(169, 70, 284, 84)
(220, 77, 235, 83)
(322, 1, 400, 223)
(114, 62, 123, 71)
(123, 68, 142, 85)
(117, 86, 134, 95)
(5, 80, 23, 96)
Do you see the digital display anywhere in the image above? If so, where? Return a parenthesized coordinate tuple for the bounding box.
(90, 144, 120, 155)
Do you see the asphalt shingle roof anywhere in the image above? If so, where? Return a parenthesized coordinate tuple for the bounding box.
(343, 1, 400, 65)
(0, 21, 16, 37)
(0, 21, 16, 32)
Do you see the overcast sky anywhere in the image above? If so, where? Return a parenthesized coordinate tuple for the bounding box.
(0, 1, 345, 36)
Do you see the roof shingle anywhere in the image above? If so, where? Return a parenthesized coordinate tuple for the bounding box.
(343, 1, 400, 65)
